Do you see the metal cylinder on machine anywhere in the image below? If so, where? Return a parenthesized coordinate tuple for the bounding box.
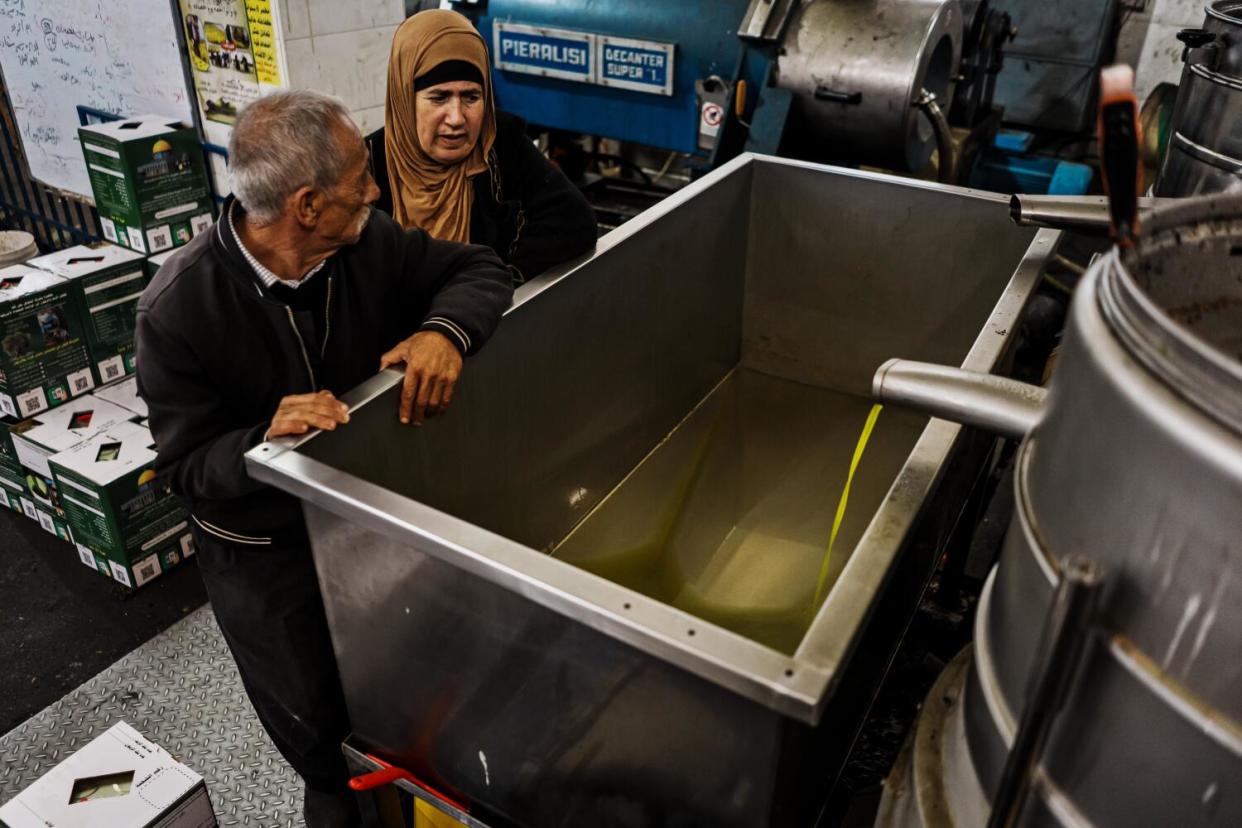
(1156, 1, 1242, 195)
(775, 0, 963, 172)
(874, 195, 1242, 827)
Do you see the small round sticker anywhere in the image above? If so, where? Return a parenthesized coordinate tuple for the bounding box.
(702, 102, 724, 127)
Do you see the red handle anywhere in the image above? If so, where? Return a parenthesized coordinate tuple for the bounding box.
(348, 754, 470, 814)
(349, 766, 409, 791)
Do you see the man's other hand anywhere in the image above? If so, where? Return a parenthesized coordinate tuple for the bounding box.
(379, 331, 463, 426)
(266, 390, 350, 439)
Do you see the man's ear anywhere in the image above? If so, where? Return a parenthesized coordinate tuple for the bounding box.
(290, 186, 323, 229)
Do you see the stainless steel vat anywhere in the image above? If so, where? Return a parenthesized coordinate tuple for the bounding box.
(246, 154, 1056, 827)
(874, 194, 1242, 827)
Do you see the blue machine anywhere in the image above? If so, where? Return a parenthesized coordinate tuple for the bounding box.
(447, 0, 992, 178)
(462, 0, 790, 164)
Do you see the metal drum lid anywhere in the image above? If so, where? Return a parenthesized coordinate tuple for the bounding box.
(1100, 195, 1242, 435)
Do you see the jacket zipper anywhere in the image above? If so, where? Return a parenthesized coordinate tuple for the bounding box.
(321, 276, 333, 358)
(192, 515, 272, 545)
(285, 307, 317, 389)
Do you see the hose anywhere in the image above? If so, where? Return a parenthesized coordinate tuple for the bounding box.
(651, 151, 680, 185)
(915, 88, 956, 184)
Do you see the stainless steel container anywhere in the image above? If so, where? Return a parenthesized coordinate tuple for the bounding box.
(1156, 2, 1242, 196)
(875, 194, 1242, 826)
(776, 0, 963, 172)
(246, 154, 1056, 827)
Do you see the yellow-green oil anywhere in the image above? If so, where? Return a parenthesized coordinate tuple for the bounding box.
(552, 368, 926, 654)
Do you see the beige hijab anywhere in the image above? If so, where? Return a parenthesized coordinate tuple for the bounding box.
(384, 10, 497, 242)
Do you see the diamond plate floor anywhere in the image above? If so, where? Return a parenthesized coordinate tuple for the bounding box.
(0, 605, 304, 826)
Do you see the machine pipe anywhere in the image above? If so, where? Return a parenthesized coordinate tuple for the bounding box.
(872, 358, 1045, 440)
(916, 88, 957, 184)
(1009, 195, 1165, 233)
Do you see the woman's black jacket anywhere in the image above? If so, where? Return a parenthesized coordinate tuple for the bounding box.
(367, 111, 597, 283)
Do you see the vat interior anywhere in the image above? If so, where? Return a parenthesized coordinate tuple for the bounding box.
(550, 365, 926, 654)
(296, 159, 1039, 655)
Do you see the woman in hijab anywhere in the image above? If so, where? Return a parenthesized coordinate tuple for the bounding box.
(372, 9, 597, 284)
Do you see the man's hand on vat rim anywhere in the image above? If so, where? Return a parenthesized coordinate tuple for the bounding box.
(379, 330, 463, 426)
(266, 390, 351, 439)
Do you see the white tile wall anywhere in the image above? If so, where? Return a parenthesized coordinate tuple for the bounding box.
(275, 0, 398, 125)
(1124, 0, 1208, 104)
(351, 105, 386, 136)
(1115, 10, 1153, 69)
(307, 0, 404, 36)
(1148, 0, 1207, 25)
(1135, 20, 1194, 103)
(302, 26, 396, 111)
(279, 0, 311, 39)
(282, 37, 320, 91)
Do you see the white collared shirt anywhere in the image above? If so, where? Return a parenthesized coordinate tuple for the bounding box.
(227, 201, 326, 290)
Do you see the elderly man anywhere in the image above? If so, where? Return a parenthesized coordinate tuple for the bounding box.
(136, 91, 512, 827)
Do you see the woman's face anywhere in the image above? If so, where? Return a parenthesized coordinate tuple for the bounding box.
(415, 80, 485, 165)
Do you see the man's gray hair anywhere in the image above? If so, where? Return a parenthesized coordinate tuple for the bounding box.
(229, 90, 355, 224)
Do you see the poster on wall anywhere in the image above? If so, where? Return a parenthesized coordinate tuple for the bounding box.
(179, 0, 284, 147)
(244, 0, 282, 87)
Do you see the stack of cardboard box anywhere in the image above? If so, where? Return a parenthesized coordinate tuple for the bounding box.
(7, 395, 133, 545)
(0, 122, 214, 589)
(0, 388, 193, 588)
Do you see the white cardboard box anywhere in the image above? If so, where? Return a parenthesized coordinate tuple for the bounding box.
(8, 395, 136, 517)
(95, 376, 148, 419)
(0, 721, 216, 828)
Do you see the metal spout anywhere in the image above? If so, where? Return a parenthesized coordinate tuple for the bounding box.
(1009, 194, 1167, 234)
(872, 359, 1046, 440)
(1010, 195, 1113, 233)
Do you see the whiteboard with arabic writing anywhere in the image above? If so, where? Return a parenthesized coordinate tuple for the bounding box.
(0, 0, 193, 197)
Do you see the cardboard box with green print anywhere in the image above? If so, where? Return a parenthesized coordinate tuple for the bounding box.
(51, 420, 193, 590)
(10, 486, 75, 543)
(0, 417, 23, 482)
(78, 116, 214, 255)
(0, 473, 26, 514)
(0, 419, 30, 514)
(0, 265, 95, 420)
(32, 500, 74, 543)
(94, 376, 148, 419)
(79, 546, 114, 579)
(145, 248, 179, 282)
(8, 395, 136, 520)
(28, 243, 151, 387)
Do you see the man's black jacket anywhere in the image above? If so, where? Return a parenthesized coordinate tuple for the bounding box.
(367, 111, 597, 283)
(135, 199, 512, 545)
